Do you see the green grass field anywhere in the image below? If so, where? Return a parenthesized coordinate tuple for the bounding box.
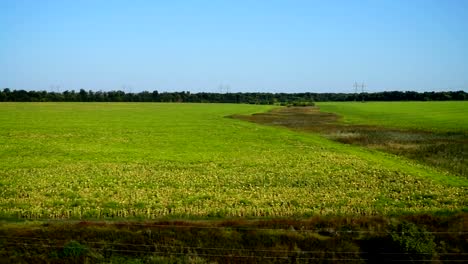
(0, 103, 466, 219)
(317, 101, 468, 132)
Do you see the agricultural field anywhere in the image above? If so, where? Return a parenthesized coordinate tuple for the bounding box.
(317, 101, 468, 132)
(317, 101, 468, 177)
(0, 102, 466, 219)
(240, 101, 468, 178)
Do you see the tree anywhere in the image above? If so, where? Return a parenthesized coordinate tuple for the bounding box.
(79, 89, 88, 102)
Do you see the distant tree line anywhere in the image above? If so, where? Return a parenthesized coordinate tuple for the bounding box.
(0, 88, 466, 104)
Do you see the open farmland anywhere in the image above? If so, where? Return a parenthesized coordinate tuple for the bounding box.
(0, 103, 466, 219)
(317, 101, 468, 132)
(239, 101, 468, 178)
(317, 101, 468, 177)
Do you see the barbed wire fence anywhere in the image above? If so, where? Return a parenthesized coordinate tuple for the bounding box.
(1, 221, 467, 262)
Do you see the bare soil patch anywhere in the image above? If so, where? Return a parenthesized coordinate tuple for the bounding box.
(232, 106, 468, 178)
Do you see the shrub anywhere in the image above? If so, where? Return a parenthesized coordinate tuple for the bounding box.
(61, 240, 88, 258)
(390, 221, 437, 261)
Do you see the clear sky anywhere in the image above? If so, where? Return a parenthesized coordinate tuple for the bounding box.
(1, 0, 467, 93)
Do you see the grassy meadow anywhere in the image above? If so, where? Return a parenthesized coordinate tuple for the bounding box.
(0, 102, 466, 219)
(317, 101, 468, 132)
(243, 102, 468, 177)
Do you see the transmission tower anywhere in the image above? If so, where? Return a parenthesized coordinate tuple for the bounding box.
(361, 82, 366, 93)
(353, 82, 359, 94)
(353, 82, 359, 101)
(361, 82, 366, 102)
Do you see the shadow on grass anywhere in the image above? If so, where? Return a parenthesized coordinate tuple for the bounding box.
(232, 106, 468, 178)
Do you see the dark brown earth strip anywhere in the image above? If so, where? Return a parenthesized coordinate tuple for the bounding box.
(232, 106, 468, 178)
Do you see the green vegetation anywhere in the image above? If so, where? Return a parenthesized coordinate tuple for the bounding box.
(317, 101, 468, 132)
(2, 88, 467, 103)
(0, 103, 466, 219)
(1, 214, 466, 263)
(237, 104, 468, 177)
(317, 102, 468, 177)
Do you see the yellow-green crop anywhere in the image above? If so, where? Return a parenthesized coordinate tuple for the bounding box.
(0, 103, 466, 219)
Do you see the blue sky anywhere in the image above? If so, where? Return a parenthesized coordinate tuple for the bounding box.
(1, 0, 467, 93)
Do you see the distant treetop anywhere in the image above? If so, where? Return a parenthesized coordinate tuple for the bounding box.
(1, 88, 466, 104)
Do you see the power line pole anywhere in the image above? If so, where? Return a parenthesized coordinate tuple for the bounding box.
(361, 82, 366, 102)
(49, 84, 61, 93)
(218, 84, 231, 94)
(353, 82, 359, 101)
